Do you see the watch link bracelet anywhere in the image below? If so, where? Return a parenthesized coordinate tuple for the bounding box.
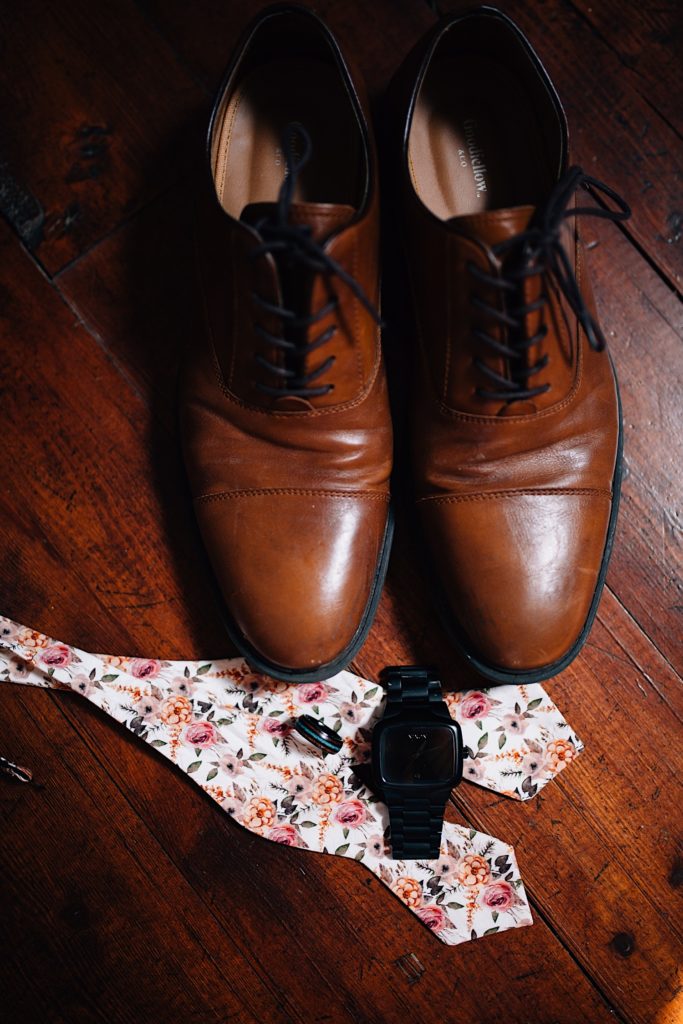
(371, 666, 463, 860)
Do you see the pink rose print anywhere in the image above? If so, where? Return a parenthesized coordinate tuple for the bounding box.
(261, 716, 292, 737)
(296, 682, 329, 704)
(481, 881, 515, 911)
(218, 753, 245, 777)
(460, 692, 493, 720)
(521, 751, 547, 780)
(130, 658, 160, 679)
(70, 674, 96, 698)
(135, 694, 163, 723)
(415, 904, 447, 932)
(268, 824, 303, 846)
(434, 855, 460, 880)
(38, 643, 72, 669)
(220, 794, 244, 818)
(502, 711, 528, 735)
(463, 758, 487, 783)
(183, 721, 219, 748)
(366, 834, 386, 857)
(333, 799, 367, 828)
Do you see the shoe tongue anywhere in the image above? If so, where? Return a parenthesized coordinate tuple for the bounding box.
(451, 205, 542, 417)
(449, 204, 536, 248)
(239, 201, 355, 413)
(240, 201, 356, 243)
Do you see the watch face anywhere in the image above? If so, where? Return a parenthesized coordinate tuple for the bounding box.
(380, 724, 457, 786)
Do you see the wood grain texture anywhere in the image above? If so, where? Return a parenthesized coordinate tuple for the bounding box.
(0, 0, 205, 275)
(1, 1, 681, 1023)
(590, 217, 683, 670)
(569, 0, 683, 138)
(137, 0, 435, 97)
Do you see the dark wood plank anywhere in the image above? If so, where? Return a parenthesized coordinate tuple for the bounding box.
(56, 183, 194, 432)
(589, 215, 682, 671)
(462, 606, 683, 1024)
(0, 0, 205, 275)
(597, 589, 682, 721)
(1, 691, 268, 1024)
(137, 0, 434, 98)
(0, 216, 225, 660)
(569, 0, 683, 138)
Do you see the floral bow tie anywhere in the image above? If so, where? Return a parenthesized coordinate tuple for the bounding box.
(0, 616, 582, 946)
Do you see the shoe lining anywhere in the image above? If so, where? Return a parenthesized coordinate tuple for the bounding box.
(408, 55, 555, 219)
(213, 57, 361, 218)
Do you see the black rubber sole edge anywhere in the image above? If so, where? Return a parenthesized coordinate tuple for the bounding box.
(425, 365, 624, 686)
(213, 504, 395, 683)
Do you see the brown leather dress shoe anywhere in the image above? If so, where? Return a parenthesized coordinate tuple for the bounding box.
(181, 5, 393, 681)
(393, 7, 630, 682)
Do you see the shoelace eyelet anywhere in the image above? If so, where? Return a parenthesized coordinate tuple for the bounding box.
(467, 167, 629, 404)
(246, 124, 380, 400)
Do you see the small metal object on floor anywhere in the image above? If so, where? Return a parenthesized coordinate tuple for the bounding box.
(0, 755, 35, 784)
(395, 953, 425, 984)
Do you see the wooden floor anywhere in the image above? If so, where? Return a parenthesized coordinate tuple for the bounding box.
(0, 1, 681, 1022)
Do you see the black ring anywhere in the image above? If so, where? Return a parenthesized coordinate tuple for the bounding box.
(294, 714, 343, 755)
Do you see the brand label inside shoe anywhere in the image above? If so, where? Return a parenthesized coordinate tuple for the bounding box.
(458, 119, 488, 201)
(275, 122, 306, 178)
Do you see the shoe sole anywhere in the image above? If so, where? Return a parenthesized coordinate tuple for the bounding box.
(424, 365, 624, 685)
(211, 504, 395, 683)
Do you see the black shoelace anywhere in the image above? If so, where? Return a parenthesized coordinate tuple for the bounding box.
(467, 166, 631, 403)
(249, 122, 380, 398)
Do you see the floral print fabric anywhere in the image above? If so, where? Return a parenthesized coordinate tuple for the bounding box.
(0, 616, 582, 946)
(446, 688, 584, 800)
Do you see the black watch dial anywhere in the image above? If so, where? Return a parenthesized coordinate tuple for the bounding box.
(380, 724, 457, 786)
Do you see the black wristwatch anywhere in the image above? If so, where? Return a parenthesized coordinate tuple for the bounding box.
(372, 666, 463, 860)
